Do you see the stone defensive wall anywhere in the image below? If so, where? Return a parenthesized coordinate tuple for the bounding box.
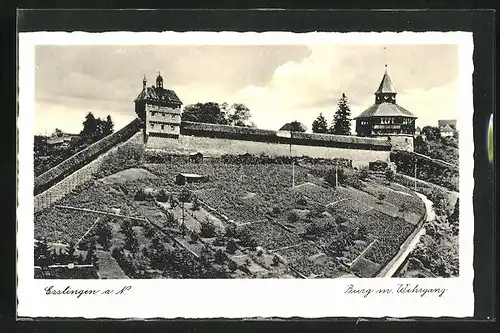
(34, 131, 143, 212)
(146, 121, 392, 168)
(34, 118, 142, 196)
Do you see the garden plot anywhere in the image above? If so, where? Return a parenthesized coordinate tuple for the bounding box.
(35, 209, 102, 244)
(360, 210, 414, 265)
(95, 250, 129, 279)
(292, 182, 342, 205)
(243, 221, 303, 251)
(55, 181, 143, 218)
(350, 257, 381, 278)
(230, 255, 269, 276)
(99, 168, 158, 185)
(343, 186, 401, 218)
(277, 242, 347, 278)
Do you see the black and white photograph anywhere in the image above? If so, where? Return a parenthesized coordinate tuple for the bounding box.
(18, 31, 474, 318)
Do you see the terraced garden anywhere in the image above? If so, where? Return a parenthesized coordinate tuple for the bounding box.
(34, 156, 426, 279)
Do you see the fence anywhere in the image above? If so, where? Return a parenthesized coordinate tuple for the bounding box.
(34, 131, 143, 213)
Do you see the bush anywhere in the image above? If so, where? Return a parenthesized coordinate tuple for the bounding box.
(189, 230, 200, 243)
(343, 173, 364, 189)
(214, 250, 225, 264)
(269, 205, 282, 217)
(226, 239, 238, 254)
(134, 188, 147, 201)
(157, 189, 169, 202)
(356, 225, 368, 240)
(200, 218, 216, 238)
(213, 233, 227, 246)
(287, 211, 300, 223)
(191, 196, 201, 211)
(225, 224, 237, 238)
(428, 188, 453, 217)
(385, 168, 395, 182)
(358, 166, 370, 180)
(295, 196, 308, 206)
(228, 260, 237, 272)
(305, 222, 323, 238)
(324, 167, 345, 187)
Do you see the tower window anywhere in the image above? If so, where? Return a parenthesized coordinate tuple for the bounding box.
(161, 124, 165, 130)
(150, 123, 154, 128)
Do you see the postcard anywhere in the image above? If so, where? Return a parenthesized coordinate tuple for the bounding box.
(18, 31, 474, 318)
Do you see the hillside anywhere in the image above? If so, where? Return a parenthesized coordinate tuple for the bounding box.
(34, 152, 426, 279)
(415, 135, 459, 166)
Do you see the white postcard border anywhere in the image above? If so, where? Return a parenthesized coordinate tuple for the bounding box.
(18, 31, 474, 318)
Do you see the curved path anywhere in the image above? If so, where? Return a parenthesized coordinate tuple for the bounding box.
(377, 192, 435, 277)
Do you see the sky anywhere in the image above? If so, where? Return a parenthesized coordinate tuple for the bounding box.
(34, 44, 460, 135)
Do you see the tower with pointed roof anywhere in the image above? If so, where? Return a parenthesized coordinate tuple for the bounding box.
(354, 66, 417, 151)
(134, 72, 183, 140)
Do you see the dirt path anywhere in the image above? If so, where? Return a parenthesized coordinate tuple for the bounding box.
(376, 192, 434, 277)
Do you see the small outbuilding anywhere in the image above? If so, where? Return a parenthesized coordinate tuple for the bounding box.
(175, 173, 209, 185)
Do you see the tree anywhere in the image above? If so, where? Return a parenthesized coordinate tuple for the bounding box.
(181, 102, 228, 125)
(122, 220, 139, 253)
(178, 189, 192, 232)
(53, 128, 64, 137)
(34, 239, 52, 267)
(227, 103, 253, 127)
(312, 113, 329, 133)
(449, 198, 459, 223)
(103, 115, 114, 136)
(34, 135, 49, 156)
(287, 121, 307, 133)
(421, 126, 441, 141)
(80, 112, 99, 139)
(96, 221, 112, 251)
(384, 168, 395, 182)
(66, 241, 77, 261)
(330, 93, 352, 135)
(85, 247, 99, 269)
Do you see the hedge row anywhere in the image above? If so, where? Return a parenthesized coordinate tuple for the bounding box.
(34, 119, 142, 195)
(220, 153, 353, 167)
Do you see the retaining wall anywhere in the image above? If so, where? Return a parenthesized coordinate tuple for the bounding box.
(147, 135, 391, 168)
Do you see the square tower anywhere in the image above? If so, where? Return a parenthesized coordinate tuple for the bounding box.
(134, 72, 183, 139)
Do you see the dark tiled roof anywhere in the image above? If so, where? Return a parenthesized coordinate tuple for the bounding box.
(135, 86, 182, 105)
(440, 124, 454, 132)
(375, 72, 396, 94)
(438, 119, 457, 129)
(34, 265, 99, 279)
(355, 103, 417, 118)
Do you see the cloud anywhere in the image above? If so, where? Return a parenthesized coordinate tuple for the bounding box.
(228, 44, 459, 130)
(34, 43, 459, 134)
